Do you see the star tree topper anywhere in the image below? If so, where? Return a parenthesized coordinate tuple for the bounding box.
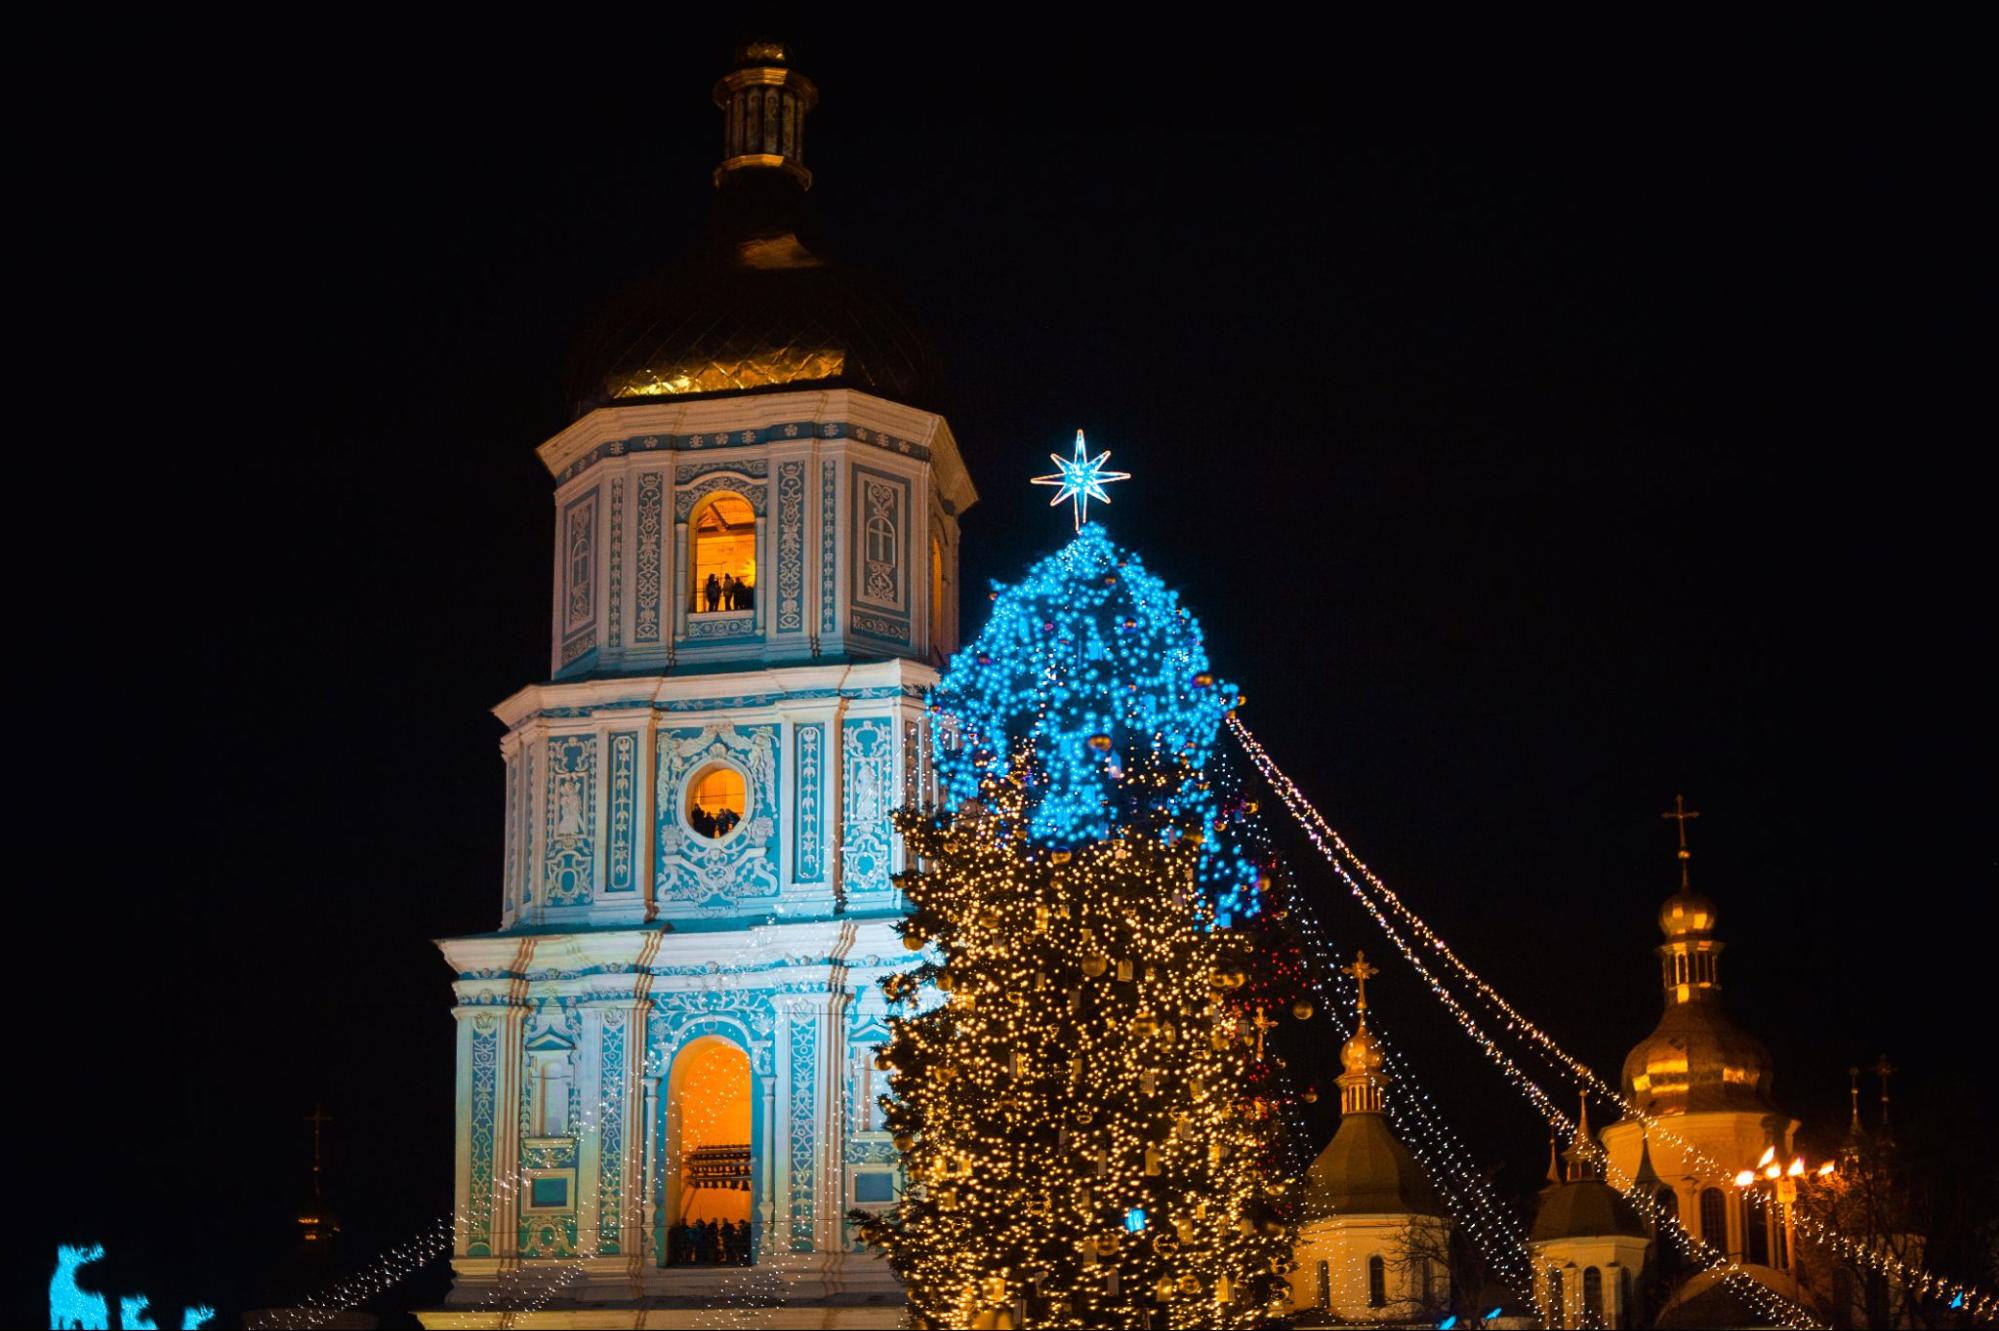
(1032, 429, 1131, 531)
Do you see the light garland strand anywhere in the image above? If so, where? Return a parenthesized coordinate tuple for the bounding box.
(1206, 751, 1536, 1300)
(1231, 714, 1995, 1323)
(1226, 723, 1820, 1328)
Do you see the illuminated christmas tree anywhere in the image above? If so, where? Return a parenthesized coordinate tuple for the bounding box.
(856, 519, 1307, 1327)
(928, 520, 1258, 924)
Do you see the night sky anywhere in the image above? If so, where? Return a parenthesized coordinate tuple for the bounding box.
(29, 25, 1989, 1326)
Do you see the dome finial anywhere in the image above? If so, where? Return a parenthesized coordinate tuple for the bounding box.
(1336, 951, 1389, 1115)
(1344, 949, 1380, 1018)
(712, 39, 819, 191)
(1661, 792, 1700, 893)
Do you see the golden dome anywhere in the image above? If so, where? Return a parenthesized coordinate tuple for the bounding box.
(1622, 989, 1777, 1117)
(1340, 1022, 1386, 1076)
(565, 43, 941, 418)
(1658, 888, 1718, 940)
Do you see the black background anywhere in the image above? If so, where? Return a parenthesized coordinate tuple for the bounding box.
(24, 20, 1989, 1326)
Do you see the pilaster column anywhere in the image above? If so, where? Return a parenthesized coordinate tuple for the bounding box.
(576, 1005, 606, 1256)
(814, 979, 853, 1252)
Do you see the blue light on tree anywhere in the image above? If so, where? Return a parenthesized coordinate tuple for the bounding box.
(930, 522, 1258, 920)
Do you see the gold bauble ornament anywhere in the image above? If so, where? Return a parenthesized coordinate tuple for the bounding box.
(902, 933, 926, 952)
(1081, 955, 1108, 979)
(1292, 1000, 1315, 1020)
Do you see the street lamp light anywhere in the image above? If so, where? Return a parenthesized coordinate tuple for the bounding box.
(1734, 1149, 1832, 1303)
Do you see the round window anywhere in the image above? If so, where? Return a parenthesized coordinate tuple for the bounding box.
(687, 765, 747, 840)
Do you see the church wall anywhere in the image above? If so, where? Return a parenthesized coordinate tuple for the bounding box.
(1529, 1234, 1650, 1328)
(491, 663, 931, 932)
(537, 391, 971, 680)
(1289, 1213, 1451, 1321)
(441, 921, 907, 1289)
(1601, 1113, 1796, 1259)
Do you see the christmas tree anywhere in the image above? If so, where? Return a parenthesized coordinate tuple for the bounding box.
(856, 522, 1306, 1328)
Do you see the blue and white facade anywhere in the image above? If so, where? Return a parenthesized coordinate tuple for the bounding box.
(433, 388, 976, 1316)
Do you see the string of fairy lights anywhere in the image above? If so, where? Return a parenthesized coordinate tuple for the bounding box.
(1205, 751, 1537, 1297)
(1230, 712, 1996, 1324)
(1241, 722, 1838, 1329)
(251, 920, 811, 1327)
(1288, 813, 1822, 1328)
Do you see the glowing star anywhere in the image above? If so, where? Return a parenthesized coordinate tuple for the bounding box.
(1031, 430, 1131, 531)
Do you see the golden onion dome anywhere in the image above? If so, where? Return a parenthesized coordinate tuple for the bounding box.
(1658, 888, 1719, 940)
(1621, 999, 1777, 1117)
(567, 224, 940, 418)
(565, 44, 941, 419)
(1340, 1023, 1386, 1076)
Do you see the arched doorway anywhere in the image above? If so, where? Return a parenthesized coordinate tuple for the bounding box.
(664, 1036, 754, 1262)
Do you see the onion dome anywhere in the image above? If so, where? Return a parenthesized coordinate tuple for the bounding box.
(566, 41, 942, 418)
(1622, 999, 1777, 1117)
(1658, 888, 1719, 940)
(1340, 1023, 1386, 1078)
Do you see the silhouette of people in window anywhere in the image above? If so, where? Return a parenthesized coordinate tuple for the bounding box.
(722, 573, 738, 610)
(691, 802, 740, 838)
(703, 573, 721, 612)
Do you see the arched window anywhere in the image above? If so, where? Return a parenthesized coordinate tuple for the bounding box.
(1546, 1268, 1565, 1327)
(689, 493, 756, 613)
(1699, 1187, 1729, 1250)
(1746, 1193, 1770, 1265)
(1315, 1260, 1330, 1309)
(1367, 1254, 1386, 1307)
(686, 764, 747, 841)
(1582, 1266, 1603, 1325)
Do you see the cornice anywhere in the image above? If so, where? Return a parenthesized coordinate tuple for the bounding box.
(491, 658, 938, 731)
(534, 390, 978, 519)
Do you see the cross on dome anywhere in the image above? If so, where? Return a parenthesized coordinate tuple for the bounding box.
(1344, 951, 1380, 1012)
(1031, 429, 1131, 531)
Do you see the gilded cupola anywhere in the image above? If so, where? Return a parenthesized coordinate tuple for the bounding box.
(1302, 952, 1445, 1218)
(566, 40, 942, 418)
(1620, 796, 1777, 1117)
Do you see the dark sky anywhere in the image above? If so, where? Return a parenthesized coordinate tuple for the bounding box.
(28, 23, 1989, 1326)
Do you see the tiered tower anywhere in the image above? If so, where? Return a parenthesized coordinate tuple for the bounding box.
(1289, 953, 1451, 1323)
(1598, 797, 1800, 1310)
(427, 41, 975, 1322)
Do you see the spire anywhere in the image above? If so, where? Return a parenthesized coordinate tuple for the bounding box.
(1875, 1054, 1896, 1136)
(1634, 1132, 1661, 1188)
(1563, 1094, 1602, 1182)
(1545, 1131, 1563, 1188)
(1654, 793, 1722, 1006)
(1662, 793, 1701, 893)
(712, 39, 819, 191)
(1335, 951, 1389, 1116)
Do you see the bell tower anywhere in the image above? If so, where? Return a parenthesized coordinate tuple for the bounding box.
(427, 42, 976, 1321)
